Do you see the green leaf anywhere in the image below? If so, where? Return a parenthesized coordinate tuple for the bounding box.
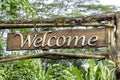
(69, 66, 84, 80)
(88, 59, 95, 80)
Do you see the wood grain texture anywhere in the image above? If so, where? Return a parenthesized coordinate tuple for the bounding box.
(0, 52, 110, 63)
(0, 12, 116, 29)
(7, 29, 107, 51)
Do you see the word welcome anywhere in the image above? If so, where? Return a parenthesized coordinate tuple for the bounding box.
(7, 29, 106, 50)
(16, 31, 98, 48)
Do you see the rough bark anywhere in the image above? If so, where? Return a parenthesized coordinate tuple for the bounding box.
(115, 11, 120, 80)
(115, 68, 120, 80)
(0, 52, 109, 63)
(0, 12, 116, 29)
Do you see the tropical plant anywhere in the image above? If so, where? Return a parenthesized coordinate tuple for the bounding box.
(0, 0, 119, 80)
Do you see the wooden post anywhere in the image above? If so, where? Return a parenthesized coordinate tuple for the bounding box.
(106, 21, 115, 52)
(110, 27, 115, 50)
(107, 27, 111, 51)
(115, 12, 120, 80)
(116, 12, 120, 50)
(110, 22, 115, 49)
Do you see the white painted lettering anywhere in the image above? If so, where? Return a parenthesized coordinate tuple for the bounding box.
(15, 33, 38, 48)
(42, 31, 52, 47)
(56, 36, 66, 46)
(15, 32, 99, 48)
(67, 36, 86, 46)
(47, 36, 56, 47)
(88, 35, 98, 46)
(33, 37, 43, 47)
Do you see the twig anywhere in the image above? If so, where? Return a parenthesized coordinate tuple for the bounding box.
(0, 52, 110, 63)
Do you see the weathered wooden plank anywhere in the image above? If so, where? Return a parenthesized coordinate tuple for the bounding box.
(0, 12, 116, 29)
(0, 22, 113, 29)
(107, 28, 111, 51)
(7, 29, 107, 51)
(114, 12, 120, 80)
(0, 12, 115, 24)
(116, 12, 120, 50)
(0, 52, 109, 63)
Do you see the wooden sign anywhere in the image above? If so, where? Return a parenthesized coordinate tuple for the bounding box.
(7, 29, 107, 51)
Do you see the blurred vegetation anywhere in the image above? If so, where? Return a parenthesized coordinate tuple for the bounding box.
(0, 0, 119, 80)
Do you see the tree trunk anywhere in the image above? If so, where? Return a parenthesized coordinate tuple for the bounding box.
(115, 68, 120, 80)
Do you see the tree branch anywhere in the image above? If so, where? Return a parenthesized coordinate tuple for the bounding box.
(0, 52, 110, 63)
(0, 12, 116, 29)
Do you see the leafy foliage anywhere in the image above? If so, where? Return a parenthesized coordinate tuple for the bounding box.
(0, 59, 116, 80)
(0, 0, 37, 20)
(0, 0, 119, 80)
